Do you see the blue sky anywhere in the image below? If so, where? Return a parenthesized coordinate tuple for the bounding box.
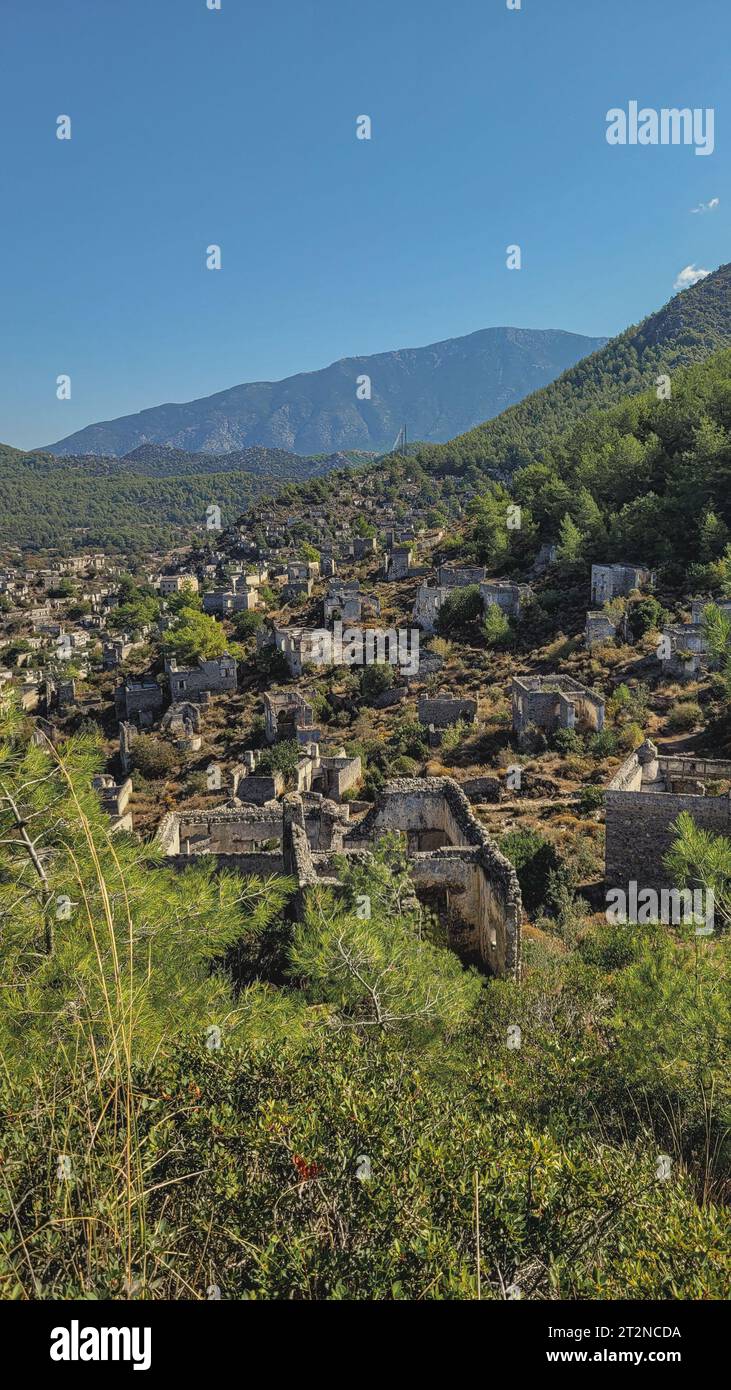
(0, 0, 727, 449)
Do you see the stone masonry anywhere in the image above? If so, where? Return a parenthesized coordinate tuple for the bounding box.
(605, 739, 731, 893)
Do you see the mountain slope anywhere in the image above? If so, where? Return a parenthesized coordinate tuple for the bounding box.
(44, 327, 606, 458)
(415, 261, 731, 476)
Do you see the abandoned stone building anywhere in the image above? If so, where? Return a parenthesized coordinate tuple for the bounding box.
(511, 675, 605, 747)
(590, 563, 653, 606)
(585, 609, 628, 648)
(263, 689, 318, 744)
(233, 744, 362, 806)
(658, 596, 731, 678)
(159, 573, 199, 596)
(93, 773, 133, 832)
(160, 701, 203, 751)
(437, 563, 487, 588)
(351, 537, 378, 561)
(322, 580, 380, 625)
(418, 695, 477, 730)
(479, 579, 532, 618)
(114, 676, 164, 726)
(202, 586, 259, 616)
(103, 636, 138, 669)
(287, 559, 320, 584)
(165, 654, 237, 701)
(605, 739, 731, 893)
(263, 626, 325, 678)
(658, 621, 706, 679)
(323, 580, 361, 623)
(384, 544, 413, 581)
(156, 776, 521, 977)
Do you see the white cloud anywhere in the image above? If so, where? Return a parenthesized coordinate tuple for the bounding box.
(673, 264, 711, 291)
(691, 197, 719, 214)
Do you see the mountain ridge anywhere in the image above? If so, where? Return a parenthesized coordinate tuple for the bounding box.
(43, 326, 607, 458)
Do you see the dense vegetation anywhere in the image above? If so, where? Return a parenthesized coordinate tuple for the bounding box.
(413, 260, 731, 478)
(0, 703, 729, 1299)
(0, 444, 356, 553)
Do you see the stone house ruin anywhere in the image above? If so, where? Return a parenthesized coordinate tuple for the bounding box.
(384, 544, 413, 581)
(413, 583, 450, 634)
(264, 626, 328, 678)
(114, 677, 164, 726)
(263, 689, 318, 744)
(658, 598, 731, 679)
(512, 675, 605, 747)
(605, 739, 731, 892)
(479, 579, 532, 618)
(590, 563, 653, 606)
(159, 574, 199, 596)
(585, 610, 628, 648)
(93, 773, 133, 832)
(165, 654, 237, 701)
(156, 776, 521, 977)
(418, 695, 477, 729)
(160, 701, 203, 751)
(437, 564, 487, 588)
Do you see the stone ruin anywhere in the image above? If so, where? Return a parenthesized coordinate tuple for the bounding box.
(512, 674, 605, 748)
(156, 777, 522, 977)
(585, 609, 628, 648)
(657, 598, 731, 680)
(605, 739, 731, 893)
(418, 693, 477, 747)
(263, 689, 318, 744)
(590, 562, 653, 606)
(161, 701, 203, 752)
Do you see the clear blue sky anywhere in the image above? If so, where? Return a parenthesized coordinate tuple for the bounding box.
(0, 0, 727, 449)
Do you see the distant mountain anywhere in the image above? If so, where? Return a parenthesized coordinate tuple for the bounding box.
(415, 261, 731, 476)
(44, 327, 607, 458)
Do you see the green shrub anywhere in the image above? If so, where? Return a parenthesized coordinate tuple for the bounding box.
(667, 700, 702, 732)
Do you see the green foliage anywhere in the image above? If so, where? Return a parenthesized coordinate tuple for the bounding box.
(553, 727, 584, 755)
(500, 828, 562, 915)
(482, 602, 511, 648)
(577, 784, 605, 816)
(257, 739, 301, 786)
(629, 596, 667, 639)
(232, 608, 264, 640)
(129, 733, 178, 780)
(0, 698, 292, 1076)
(163, 606, 238, 665)
(665, 810, 731, 930)
(667, 701, 702, 732)
(437, 584, 483, 635)
(358, 663, 394, 703)
(165, 582, 203, 614)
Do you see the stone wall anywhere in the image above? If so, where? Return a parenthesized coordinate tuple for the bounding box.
(605, 747, 731, 891)
(418, 696, 477, 729)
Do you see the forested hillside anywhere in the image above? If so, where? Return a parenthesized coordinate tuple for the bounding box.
(414, 261, 731, 478)
(0, 443, 362, 553)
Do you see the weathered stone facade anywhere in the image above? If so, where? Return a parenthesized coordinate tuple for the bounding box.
(590, 563, 653, 606)
(166, 654, 237, 700)
(418, 695, 478, 729)
(114, 677, 164, 726)
(156, 777, 522, 977)
(512, 674, 605, 747)
(605, 740, 731, 892)
(479, 579, 532, 618)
